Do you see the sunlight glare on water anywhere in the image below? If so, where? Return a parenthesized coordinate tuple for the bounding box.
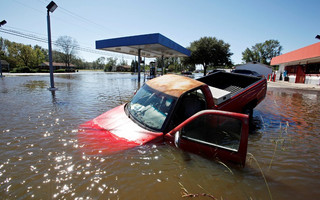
(0, 72, 319, 199)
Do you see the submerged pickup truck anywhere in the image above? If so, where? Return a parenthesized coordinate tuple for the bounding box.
(79, 72, 267, 166)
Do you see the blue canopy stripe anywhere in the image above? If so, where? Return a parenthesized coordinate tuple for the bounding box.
(96, 33, 190, 58)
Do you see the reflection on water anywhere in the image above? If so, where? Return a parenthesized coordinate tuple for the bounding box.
(23, 80, 47, 90)
(0, 72, 319, 199)
(248, 88, 320, 199)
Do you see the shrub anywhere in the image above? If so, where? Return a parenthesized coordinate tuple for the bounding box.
(39, 69, 49, 73)
(55, 69, 66, 73)
(65, 68, 75, 72)
(10, 66, 33, 73)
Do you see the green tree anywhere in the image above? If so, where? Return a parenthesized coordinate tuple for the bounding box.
(0, 38, 7, 67)
(31, 46, 45, 68)
(104, 57, 117, 72)
(72, 57, 87, 69)
(242, 39, 282, 65)
(55, 36, 78, 68)
(33, 45, 48, 63)
(92, 57, 105, 70)
(52, 50, 65, 63)
(6, 42, 21, 67)
(0, 37, 6, 56)
(167, 57, 180, 72)
(184, 37, 233, 75)
(17, 44, 34, 67)
(119, 58, 128, 66)
(155, 57, 168, 74)
(3, 40, 45, 71)
(131, 60, 138, 72)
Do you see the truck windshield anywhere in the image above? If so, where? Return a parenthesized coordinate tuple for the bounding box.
(127, 85, 176, 131)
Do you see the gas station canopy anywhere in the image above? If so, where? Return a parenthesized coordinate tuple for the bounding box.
(96, 33, 191, 58)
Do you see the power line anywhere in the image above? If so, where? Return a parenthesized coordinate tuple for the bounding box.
(0, 27, 134, 60)
(12, 0, 46, 15)
(0, 28, 48, 43)
(7, 1, 134, 60)
(6, 24, 91, 49)
(58, 7, 121, 36)
(6, 25, 51, 39)
(13, 0, 121, 38)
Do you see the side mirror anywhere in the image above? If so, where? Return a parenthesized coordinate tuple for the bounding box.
(174, 131, 181, 147)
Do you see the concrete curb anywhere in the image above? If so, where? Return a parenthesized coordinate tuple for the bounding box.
(267, 81, 320, 91)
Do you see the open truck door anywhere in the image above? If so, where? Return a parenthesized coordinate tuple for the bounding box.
(167, 110, 249, 166)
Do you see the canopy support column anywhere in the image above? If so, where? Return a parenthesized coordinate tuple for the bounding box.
(138, 49, 141, 83)
(161, 55, 164, 75)
(143, 57, 146, 83)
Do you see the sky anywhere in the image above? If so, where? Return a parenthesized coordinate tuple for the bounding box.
(1, 0, 320, 65)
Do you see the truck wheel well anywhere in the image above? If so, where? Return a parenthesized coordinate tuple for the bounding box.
(242, 99, 258, 121)
(244, 99, 258, 110)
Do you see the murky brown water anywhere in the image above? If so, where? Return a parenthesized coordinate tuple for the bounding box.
(0, 72, 319, 199)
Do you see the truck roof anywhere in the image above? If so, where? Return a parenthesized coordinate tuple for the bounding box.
(146, 74, 204, 97)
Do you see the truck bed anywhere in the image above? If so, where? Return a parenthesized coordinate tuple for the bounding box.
(197, 72, 262, 97)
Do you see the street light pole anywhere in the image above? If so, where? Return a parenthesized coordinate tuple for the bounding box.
(46, 1, 58, 90)
(0, 20, 7, 78)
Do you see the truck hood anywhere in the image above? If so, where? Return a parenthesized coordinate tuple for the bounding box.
(78, 104, 163, 154)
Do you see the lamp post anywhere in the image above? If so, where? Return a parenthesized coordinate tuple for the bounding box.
(0, 20, 7, 78)
(46, 1, 58, 90)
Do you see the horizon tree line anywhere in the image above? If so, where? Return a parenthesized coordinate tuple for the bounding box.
(0, 36, 282, 73)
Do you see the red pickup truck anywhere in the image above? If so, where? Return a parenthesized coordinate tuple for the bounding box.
(79, 72, 267, 166)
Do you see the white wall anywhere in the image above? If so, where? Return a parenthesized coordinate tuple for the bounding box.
(305, 76, 320, 85)
(288, 75, 296, 83)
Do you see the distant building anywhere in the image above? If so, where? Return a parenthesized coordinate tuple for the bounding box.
(270, 42, 320, 85)
(1, 60, 10, 72)
(39, 62, 76, 70)
(235, 62, 272, 78)
(115, 65, 131, 72)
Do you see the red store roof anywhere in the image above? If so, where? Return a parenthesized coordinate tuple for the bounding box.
(271, 42, 320, 65)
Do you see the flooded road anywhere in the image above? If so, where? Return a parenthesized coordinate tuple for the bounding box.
(0, 71, 319, 199)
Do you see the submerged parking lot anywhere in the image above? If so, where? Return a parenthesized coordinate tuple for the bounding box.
(0, 71, 319, 199)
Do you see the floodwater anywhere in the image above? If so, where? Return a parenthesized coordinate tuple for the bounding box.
(0, 71, 319, 200)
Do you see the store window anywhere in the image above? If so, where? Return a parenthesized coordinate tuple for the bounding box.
(306, 63, 320, 74)
(285, 65, 297, 74)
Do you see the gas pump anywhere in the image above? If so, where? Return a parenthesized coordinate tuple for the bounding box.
(149, 61, 156, 79)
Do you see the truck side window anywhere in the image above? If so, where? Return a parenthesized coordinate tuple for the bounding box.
(181, 114, 242, 151)
(166, 89, 207, 132)
(177, 89, 206, 122)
